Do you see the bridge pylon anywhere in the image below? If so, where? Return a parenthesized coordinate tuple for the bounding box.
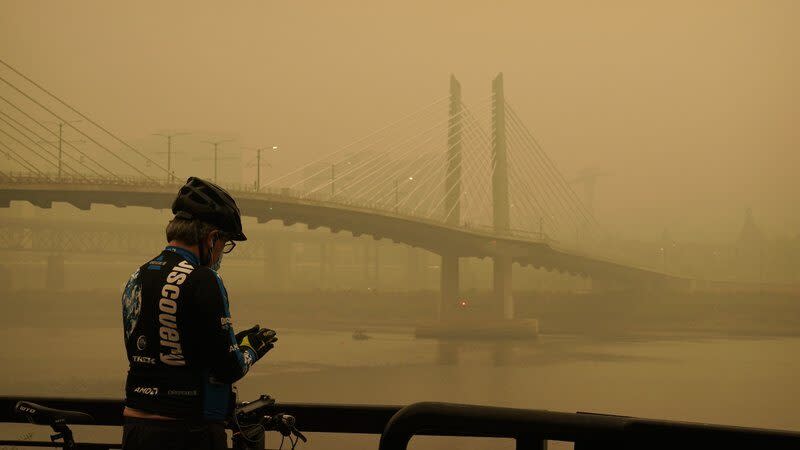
(439, 75, 463, 320)
(492, 73, 514, 319)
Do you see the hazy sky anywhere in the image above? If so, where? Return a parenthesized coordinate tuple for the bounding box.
(1, 0, 797, 241)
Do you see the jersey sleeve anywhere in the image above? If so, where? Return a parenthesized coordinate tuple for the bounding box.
(190, 268, 257, 384)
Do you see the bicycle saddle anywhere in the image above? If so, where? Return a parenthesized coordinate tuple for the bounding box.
(15, 401, 94, 425)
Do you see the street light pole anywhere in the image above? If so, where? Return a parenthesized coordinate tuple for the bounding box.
(57, 123, 62, 179)
(43, 120, 82, 180)
(154, 132, 190, 183)
(394, 180, 399, 213)
(253, 145, 278, 191)
(201, 139, 234, 183)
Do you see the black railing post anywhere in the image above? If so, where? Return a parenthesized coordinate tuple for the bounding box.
(515, 434, 547, 450)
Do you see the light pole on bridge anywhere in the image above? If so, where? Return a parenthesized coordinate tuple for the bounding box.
(247, 145, 278, 191)
(201, 139, 235, 183)
(153, 132, 191, 183)
(42, 120, 83, 180)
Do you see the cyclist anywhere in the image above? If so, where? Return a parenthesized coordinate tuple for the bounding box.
(120, 177, 277, 450)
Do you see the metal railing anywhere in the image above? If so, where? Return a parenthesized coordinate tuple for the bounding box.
(2, 397, 800, 449)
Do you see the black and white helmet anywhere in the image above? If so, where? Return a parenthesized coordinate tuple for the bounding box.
(171, 177, 247, 241)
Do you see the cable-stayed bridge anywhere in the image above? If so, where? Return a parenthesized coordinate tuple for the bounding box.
(0, 60, 698, 319)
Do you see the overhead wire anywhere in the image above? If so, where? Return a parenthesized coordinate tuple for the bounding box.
(0, 140, 46, 175)
(289, 101, 450, 192)
(506, 102, 600, 230)
(0, 95, 117, 177)
(266, 95, 450, 188)
(350, 123, 467, 205)
(0, 110, 91, 178)
(0, 58, 167, 179)
(318, 107, 465, 200)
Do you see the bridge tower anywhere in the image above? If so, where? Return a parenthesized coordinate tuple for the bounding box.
(492, 73, 514, 319)
(439, 75, 463, 320)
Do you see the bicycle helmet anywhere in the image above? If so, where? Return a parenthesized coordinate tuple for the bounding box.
(171, 177, 247, 241)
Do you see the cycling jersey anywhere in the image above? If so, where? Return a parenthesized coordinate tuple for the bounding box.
(121, 246, 256, 421)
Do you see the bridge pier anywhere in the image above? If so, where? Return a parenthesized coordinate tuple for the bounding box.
(492, 73, 514, 320)
(362, 241, 380, 289)
(264, 239, 292, 291)
(319, 242, 334, 289)
(406, 246, 422, 290)
(494, 256, 513, 319)
(439, 254, 460, 320)
(46, 253, 65, 291)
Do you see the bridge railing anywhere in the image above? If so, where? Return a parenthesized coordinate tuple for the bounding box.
(0, 172, 553, 242)
(2, 172, 675, 275)
(1, 396, 799, 449)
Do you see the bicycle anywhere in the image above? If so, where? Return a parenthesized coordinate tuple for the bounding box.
(230, 394, 307, 450)
(13, 394, 306, 450)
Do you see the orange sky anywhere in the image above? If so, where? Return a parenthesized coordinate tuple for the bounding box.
(1, 0, 797, 240)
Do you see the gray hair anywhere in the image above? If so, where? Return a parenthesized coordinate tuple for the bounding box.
(165, 217, 217, 245)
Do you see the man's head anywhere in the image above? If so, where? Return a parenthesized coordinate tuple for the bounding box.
(169, 177, 245, 268)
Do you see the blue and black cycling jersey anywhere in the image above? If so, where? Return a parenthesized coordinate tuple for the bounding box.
(121, 246, 256, 421)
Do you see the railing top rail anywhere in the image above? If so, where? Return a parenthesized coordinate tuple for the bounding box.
(379, 402, 800, 450)
(0, 172, 680, 277)
(2, 397, 800, 449)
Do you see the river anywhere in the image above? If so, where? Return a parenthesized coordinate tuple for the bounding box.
(0, 326, 798, 448)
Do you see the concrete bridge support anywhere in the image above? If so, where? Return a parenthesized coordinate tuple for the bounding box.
(264, 239, 292, 291)
(406, 246, 422, 289)
(439, 254, 460, 320)
(494, 256, 513, 319)
(46, 253, 65, 291)
(492, 73, 514, 319)
(437, 75, 464, 320)
(362, 241, 379, 289)
(319, 242, 335, 289)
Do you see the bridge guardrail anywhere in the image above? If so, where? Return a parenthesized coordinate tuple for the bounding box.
(2, 397, 800, 449)
(1, 172, 676, 276)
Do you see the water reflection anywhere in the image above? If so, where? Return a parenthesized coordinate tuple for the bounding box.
(435, 340, 516, 367)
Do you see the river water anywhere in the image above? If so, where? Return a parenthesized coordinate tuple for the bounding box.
(0, 326, 798, 448)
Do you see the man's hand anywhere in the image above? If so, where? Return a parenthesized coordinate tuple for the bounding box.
(236, 325, 278, 362)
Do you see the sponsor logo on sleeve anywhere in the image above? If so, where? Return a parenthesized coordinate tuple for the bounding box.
(132, 355, 156, 365)
(133, 386, 159, 396)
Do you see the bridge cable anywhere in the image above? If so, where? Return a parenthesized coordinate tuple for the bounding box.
(265, 95, 449, 187)
(0, 124, 77, 177)
(326, 105, 467, 199)
(0, 140, 45, 176)
(461, 105, 535, 230)
(0, 59, 167, 180)
(506, 117, 601, 246)
(0, 73, 157, 181)
(0, 95, 116, 177)
(306, 106, 462, 199)
(393, 138, 466, 213)
(504, 119, 579, 237)
(506, 102, 601, 231)
(0, 110, 96, 178)
(365, 135, 467, 212)
(459, 107, 501, 227)
(461, 113, 552, 233)
(409, 143, 467, 216)
(501, 107, 582, 229)
(345, 119, 467, 205)
(286, 100, 447, 192)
